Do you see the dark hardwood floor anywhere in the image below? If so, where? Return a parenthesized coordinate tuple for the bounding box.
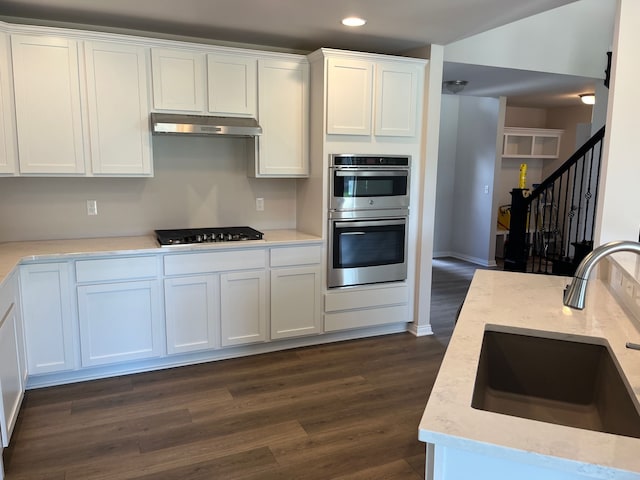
(3, 258, 483, 480)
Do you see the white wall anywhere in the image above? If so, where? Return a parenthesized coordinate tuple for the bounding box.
(505, 107, 547, 128)
(444, 0, 615, 79)
(0, 136, 297, 242)
(596, 0, 640, 244)
(435, 95, 500, 266)
(544, 105, 593, 177)
(433, 95, 459, 256)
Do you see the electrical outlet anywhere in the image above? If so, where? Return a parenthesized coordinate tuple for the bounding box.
(484, 185, 489, 194)
(256, 198, 264, 211)
(87, 200, 98, 216)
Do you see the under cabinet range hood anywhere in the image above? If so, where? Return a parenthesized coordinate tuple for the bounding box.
(151, 113, 262, 137)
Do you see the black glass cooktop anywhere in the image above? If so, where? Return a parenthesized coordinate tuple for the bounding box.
(155, 227, 264, 246)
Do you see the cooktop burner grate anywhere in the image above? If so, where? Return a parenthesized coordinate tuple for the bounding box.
(155, 226, 264, 246)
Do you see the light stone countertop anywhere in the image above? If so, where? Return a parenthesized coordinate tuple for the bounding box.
(419, 269, 640, 479)
(0, 229, 322, 286)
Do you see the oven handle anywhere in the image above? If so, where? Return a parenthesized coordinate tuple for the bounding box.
(334, 170, 408, 178)
(334, 218, 406, 229)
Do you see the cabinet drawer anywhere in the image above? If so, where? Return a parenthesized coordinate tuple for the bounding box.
(164, 249, 266, 276)
(324, 284, 408, 312)
(76, 256, 158, 283)
(325, 304, 409, 332)
(270, 245, 321, 267)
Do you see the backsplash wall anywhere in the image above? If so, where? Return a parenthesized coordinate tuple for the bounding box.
(0, 135, 297, 242)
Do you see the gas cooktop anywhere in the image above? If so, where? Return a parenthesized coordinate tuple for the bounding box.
(155, 226, 264, 246)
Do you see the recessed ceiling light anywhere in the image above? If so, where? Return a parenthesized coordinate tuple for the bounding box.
(579, 93, 596, 105)
(341, 17, 366, 27)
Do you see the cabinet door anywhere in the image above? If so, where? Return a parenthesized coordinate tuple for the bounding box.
(374, 62, 421, 137)
(220, 270, 266, 347)
(271, 266, 321, 339)
(253, 58, 309, 177)
(326, 57, 373, 135)
(20, 263, 75, 375)
(11, 34, 85, 174)
(207, 54, 257, 117)
(84, 41, 152, 176)
(164, 275, 220, 354)
(77, 280, 163, 367)
(0, 304, 23, 447)
(151, 48, 205, 112)
(0, 32, 17, 175)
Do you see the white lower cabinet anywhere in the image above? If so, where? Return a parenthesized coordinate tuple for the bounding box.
(220, 270, 267, 347)
(270, 266, 321, 339)
(75, 256, 162, 367)
(77, 280, 163, 367)
(269, 245, 322, 340)
(0, 304, 22, 447)
(324, 284, 409, 331)
(164, 275, 220, 354)
(0, 273, 24, 448)
(20, 263, 75, 375)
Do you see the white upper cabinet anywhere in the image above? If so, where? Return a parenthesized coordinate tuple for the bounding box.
(374, 62, 421, 137)
(151, 48, 205, 112)
(207, 53, 257, 117)
(251, 58, 309, 177)
(84, 41, 152, 176)
(323, 51, 424, 138)
(0, 32, 17, 175)
(150, 49, 258, 117)
(326, 57, 373, 135)
(11, 34, 85, 174)
(11, 33, 153, 176)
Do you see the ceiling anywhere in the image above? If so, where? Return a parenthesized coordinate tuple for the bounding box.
(0, 0, 598, 108)
(442, 63, 599, 108)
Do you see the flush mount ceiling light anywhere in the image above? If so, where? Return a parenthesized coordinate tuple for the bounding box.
(443, 80, 468, 94)
(579, 93, 596, 105)
(341, 17, 366, 27)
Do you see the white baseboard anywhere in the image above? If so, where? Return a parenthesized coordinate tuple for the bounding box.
(408, 323, 433, 337)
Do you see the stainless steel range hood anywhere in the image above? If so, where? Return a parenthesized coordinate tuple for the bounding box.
(151, 113, 262, 137)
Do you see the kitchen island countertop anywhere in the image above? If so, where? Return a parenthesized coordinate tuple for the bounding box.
(0, 229, 322, 285)
(419, 267, 640, 479)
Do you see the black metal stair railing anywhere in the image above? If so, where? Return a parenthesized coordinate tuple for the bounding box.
(504, 126, 606, 275)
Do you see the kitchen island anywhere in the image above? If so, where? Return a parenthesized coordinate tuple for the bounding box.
(419, 264, 640, 479)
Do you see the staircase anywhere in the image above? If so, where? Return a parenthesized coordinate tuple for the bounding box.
(503, 126, 606, 275)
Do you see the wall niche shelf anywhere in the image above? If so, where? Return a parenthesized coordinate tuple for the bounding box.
(502, 127, 563, 159)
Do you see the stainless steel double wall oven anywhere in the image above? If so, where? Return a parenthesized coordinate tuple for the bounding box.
(328, 154, 410, 288)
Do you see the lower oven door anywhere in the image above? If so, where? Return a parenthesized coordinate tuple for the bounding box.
(328, 216, 407, 288)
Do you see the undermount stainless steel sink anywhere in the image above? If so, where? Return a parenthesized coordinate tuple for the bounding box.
(472, 329, 640, 438)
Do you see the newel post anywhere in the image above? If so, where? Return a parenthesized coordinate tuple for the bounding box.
(503, 188, 529, 272)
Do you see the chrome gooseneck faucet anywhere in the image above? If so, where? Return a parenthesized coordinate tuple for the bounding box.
(564, 240, 640, 352)
(563, 240, 640, 310)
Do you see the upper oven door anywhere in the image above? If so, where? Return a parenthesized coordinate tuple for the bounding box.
(330, 168, 409, 211)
